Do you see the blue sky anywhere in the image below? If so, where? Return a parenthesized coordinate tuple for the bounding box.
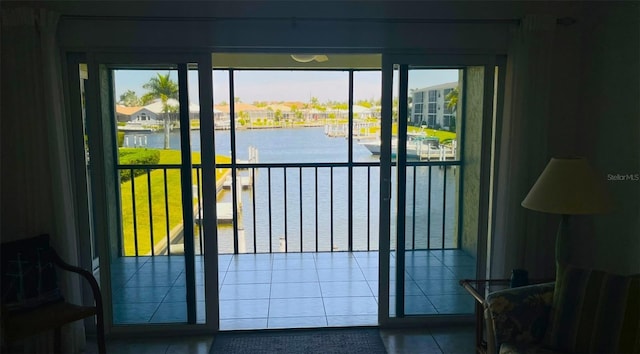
(114, 69, 458, 105)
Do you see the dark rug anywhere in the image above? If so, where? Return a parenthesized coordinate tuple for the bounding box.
(210, 327, 387, 354)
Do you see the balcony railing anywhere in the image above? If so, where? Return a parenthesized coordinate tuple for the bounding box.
(116, 160, 460, 257)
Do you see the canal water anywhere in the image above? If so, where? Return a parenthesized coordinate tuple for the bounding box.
(124, 127, 457, 253)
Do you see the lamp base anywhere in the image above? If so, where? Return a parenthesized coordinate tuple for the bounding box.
(555, 214, 570, 281)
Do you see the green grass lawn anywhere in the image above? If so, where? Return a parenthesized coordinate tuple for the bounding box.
(119, 149, 231, 256)
(406, 126, 457, 143)
(365, 124, 456, 143)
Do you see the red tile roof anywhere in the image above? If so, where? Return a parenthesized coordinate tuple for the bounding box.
(116, 105, 144, 115)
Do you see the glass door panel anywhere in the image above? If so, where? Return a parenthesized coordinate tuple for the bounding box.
(381, 56, 495, 322)
(399, 68, 465, 317)
(108, 65, 200, 324)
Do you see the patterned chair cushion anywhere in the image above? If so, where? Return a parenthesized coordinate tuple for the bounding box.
(486, 282, 555, 351)
(500, 342, 563, 354)
(544, 265, 640, 353)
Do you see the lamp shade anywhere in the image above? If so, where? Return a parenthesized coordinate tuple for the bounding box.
(521, 157, 612, 215)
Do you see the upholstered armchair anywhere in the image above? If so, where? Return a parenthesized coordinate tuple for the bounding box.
(484, 266, 640, 354)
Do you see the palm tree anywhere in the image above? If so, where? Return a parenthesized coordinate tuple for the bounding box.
(310, 96, 320, 110)
(408, 88, 416, 105)
(274, 109, 283, 123)
(142, 73, 178, 149)
(445, 87, 459, 132)
(238, 111, 250, 127)
(445, 87, 459, 112)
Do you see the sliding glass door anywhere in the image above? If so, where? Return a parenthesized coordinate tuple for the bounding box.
(82, 53, 219, 331)
(77, 50, 497, 331)
(379, 55, 497, 324)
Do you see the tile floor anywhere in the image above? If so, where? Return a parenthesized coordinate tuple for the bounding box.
(82, 325, 476, 354)
(110, 250, 476, 330)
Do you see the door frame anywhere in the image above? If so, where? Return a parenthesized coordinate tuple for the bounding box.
(378, 53, 497, 326)
(80, 51, 219, 334)
(74, 49, 500, 331)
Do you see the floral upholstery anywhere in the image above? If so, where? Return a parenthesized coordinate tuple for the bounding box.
(485, 267, 640, 354)
(500, 342, 563, 354)
(485, 282, 555, 354)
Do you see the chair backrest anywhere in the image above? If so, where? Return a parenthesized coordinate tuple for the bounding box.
(1, 234, 64, 312)
(544, 266, 640, 353)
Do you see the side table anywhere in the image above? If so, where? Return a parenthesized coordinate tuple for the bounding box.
(459, 279, 511, 354)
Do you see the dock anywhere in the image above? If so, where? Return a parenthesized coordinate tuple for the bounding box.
(222, 175, 253, 190)
(200, 146, 258, 223)
(194, 203, 235, 224)
(215, 203, 234, 223)
(417, 145, 457, 161)
(324, 121, 378, 138)
(156, 146, 257, 255)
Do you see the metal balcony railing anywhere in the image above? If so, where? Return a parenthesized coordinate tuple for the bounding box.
(116, 160, 460, 257)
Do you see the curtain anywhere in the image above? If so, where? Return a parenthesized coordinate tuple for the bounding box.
(491, 15, 558, 280)
(1, 8, 85, 352)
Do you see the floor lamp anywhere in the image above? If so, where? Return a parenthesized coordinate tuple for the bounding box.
(521, 157, 612, 280)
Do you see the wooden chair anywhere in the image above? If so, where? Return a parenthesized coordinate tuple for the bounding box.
(1, 234, 105, 354)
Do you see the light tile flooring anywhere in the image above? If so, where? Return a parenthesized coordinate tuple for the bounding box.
(110, 250, 475, 330)
(82, 325, 476, 354)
